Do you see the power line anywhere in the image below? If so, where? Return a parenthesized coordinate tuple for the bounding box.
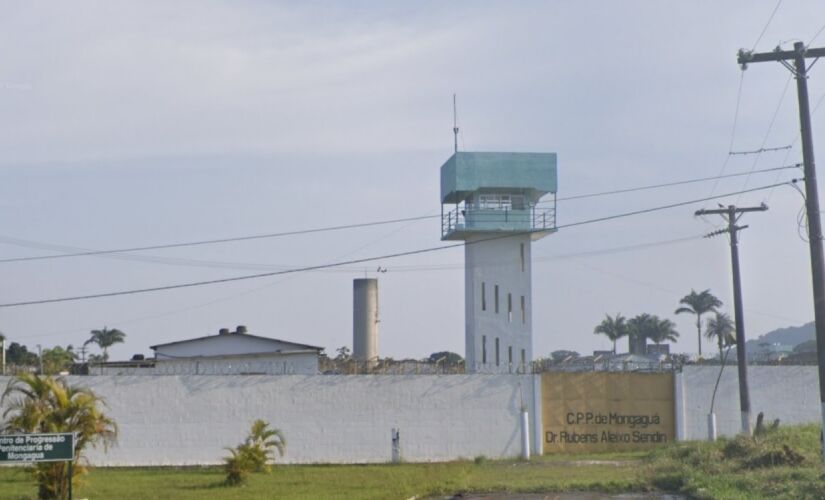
(810, 21, 825, 45)
(736, 73, 794, 201)
(0, 214, 439, 264)
(544, 164, 798, 204)
(13, 233, 710, 342)
(0, 179, 797, 308)
(554, 179, 795, 230)
(751, 0, 783, 51)
(729, 145, 792, 155)
(707, 71, 747, 199)
(766, 90, 825, 202)
(0, 165, 799, 267)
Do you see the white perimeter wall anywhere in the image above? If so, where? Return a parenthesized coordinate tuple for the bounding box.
(0, 374, 538, 466)
(680, 365, 820, 440)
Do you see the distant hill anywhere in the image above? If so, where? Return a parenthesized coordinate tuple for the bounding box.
(749, 321, 814, 348)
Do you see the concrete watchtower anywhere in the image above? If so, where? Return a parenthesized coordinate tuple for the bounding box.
(440, 152, 558, 373)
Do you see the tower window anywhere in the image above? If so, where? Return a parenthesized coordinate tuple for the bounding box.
(482, 335, 487, 364)
(520, 243, 525, 272)
(481, 282, 486, 311)
(478, 194, 512, 210)
(508, 293, 513, 322)
(495, 338, 500, 366)
(521, 295, 526, 324)
(494, 285, 499, 313)
(508, 346, 513, 372)
(521, 349, 526, 371)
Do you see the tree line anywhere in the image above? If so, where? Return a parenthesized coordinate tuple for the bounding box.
(1, 327, 126, 375)
(593, 289, 735, 358)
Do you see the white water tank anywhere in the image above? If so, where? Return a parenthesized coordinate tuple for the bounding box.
(353, 278, 379, 365)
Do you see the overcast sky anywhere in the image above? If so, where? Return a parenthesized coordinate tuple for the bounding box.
(1, 1, 825, 362)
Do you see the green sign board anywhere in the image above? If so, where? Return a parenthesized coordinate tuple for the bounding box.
(0, 433, 75, 463)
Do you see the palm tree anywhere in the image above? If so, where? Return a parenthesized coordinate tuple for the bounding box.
(1, 373, 117, 499)
(593, 313, 629, 354)
(85, 327, 126, 362)
(224, 419, 286, 485)
(675, 289, 722, 357)
(705, 312, 735, 360)
(646, 316, 680, 344)
(627, 313, 653, 353)
(246, 419, 286, 472)
(625, 314, 679, 352)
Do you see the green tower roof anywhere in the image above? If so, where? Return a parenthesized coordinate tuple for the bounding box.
(440, 152, 558, 204)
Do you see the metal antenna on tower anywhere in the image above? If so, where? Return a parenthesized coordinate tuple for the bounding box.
(453, 93, 459, 153)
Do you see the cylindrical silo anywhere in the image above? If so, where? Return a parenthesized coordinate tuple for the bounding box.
(353, 278, 379, 367)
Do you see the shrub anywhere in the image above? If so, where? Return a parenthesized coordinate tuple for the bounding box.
(223, 419, 286, 486)
(223, 447, 253, 486)
(722, 435, 758, 460)
(1, 374, 117, 499)
(744, 444, 805, 469)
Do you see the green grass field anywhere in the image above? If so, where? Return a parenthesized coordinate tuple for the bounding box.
(1, 426, 823, 500)
(0, 457, 643, 500)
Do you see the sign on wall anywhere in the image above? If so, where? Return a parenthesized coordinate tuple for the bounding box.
(0, 433, 75, 463)
(542, 372, 675, 453)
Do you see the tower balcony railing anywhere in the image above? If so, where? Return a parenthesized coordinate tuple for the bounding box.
(441, 204, 557, 239)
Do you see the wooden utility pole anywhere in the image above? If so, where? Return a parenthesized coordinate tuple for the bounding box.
(695, 203, 768, 435)
(738, 41, 825, 457)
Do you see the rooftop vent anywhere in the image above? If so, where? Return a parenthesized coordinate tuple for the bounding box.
(236, 325, 248, 335)
(219, 328, 231, 335)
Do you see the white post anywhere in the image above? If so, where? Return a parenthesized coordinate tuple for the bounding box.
(1, 338, 5, 376)
(391, 428, 401, 463)
(520, 409, 530, 459)
(708, 413, 717, 441)
(674, 371, 686, 441)
(532, 374, 543, 455)
(741, 411, 752, 436)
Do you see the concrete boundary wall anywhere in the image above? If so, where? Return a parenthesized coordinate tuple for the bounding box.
(0, 375, 538, 466)
(679, 366, 820, 440)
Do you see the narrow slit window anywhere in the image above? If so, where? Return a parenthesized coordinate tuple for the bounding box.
(494, 285, 499, 313)
(508, 346, 513, 366)
(508, 293, 513, 322)
(520, 295, 526, 324)
(520, 243, 525, 272)
(482, 335, 487, 364)
(495, 338, 500, 366)
(521, 349, 526, 371)
(481, 282, 486, 311)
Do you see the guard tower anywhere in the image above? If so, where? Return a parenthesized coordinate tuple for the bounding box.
(440, 152, 557, 373)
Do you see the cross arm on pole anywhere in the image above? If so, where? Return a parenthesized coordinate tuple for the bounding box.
(738, 46, 825, 65)
(694, 203, 768, 217)
(734, 203, 769, 214)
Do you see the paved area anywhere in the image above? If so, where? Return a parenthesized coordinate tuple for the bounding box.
(446, 494, 685, 500)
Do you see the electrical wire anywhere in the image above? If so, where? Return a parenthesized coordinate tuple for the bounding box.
(0, 179, 797, 308)
(13, 233, 709, 342)
(765, 88, 825, 202)
(0, 165, 799, 267)
(810, 21, 825, 45)
(707, 71, 746, 200)
(736, 74, 794, 200)
(751, 0, 783, 51)
(729, 145, 792, 155)
(555, 180, 795, 231)
(0, 214, 439, 264)
(540, 164, 798, 204)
